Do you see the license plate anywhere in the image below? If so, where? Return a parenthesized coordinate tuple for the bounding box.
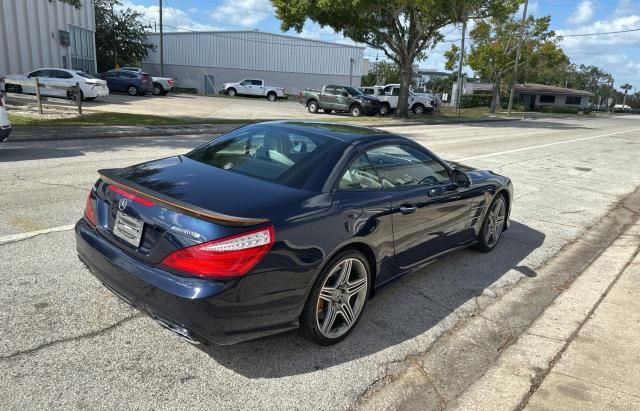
(113, 211, 144, 247)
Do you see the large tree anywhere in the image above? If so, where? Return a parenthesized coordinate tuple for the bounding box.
(447, 13, 561, 112)
(272, 0, 514, 117)
(94, 0, 154, 72)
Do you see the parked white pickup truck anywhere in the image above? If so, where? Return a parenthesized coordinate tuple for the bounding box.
(120, 67, 175, 96)
(359, 84, 436, 115)
(222, 79, 286, 102)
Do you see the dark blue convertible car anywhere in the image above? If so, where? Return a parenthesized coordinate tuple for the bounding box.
(76, 121, 513, 345)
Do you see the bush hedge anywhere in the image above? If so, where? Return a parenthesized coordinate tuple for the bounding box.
(460, 94, 492, 108)
(539, 105, 580, 114)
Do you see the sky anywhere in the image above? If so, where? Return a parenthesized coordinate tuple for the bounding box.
(123, 0, 640, 88)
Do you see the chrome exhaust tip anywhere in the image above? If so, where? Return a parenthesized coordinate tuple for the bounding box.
(152, 316, 201, 345)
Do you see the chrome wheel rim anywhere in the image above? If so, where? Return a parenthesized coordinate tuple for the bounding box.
(352, 107, 361, 116)
(485, 197, 506, 248)
(128, 87, 137, 96)
(414, 105, 424, 114)
(268, 93, 276, 101)
(228, 89, 236, 96)
(316, 258, 368, 338)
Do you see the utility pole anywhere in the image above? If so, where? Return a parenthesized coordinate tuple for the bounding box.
(456, 17, 467, 118)
(159, 0, 164, 76)
(507, 0, 529, 116)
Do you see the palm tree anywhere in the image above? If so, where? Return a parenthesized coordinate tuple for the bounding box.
(621, 83, 633, 107)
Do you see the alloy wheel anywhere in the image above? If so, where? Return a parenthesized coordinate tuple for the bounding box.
(484, 197, 506, 248)
(316, 258, 368, 339)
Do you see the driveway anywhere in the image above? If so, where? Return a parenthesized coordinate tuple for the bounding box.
(1, 115, 639, 409)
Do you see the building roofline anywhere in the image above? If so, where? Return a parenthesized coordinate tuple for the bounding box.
(146, 30, 365, 49)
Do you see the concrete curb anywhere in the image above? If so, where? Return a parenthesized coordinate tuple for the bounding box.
(7, 124, 243, 142)
(356, 188, 640, 410)
(450, 223, 640, 410)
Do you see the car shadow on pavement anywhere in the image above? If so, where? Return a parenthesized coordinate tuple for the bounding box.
(199, 220, 544, 378)
(0, 147, 85, 162)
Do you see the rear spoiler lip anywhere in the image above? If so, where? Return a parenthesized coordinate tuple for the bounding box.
(98, 169, 270, 227)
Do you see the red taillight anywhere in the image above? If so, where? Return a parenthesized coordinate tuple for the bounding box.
(168, 79, 175, 87)
(161, 226, 275, 278)
(84, 192, 97, 226)
(109, 185, 154, 206)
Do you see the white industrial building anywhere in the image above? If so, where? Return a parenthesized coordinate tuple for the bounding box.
(142, 31, 364, 95)
(0, 0, 96, 76)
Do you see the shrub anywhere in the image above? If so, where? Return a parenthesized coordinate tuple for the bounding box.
(539, 105, 579, 114)
(460, 94, 492, 108)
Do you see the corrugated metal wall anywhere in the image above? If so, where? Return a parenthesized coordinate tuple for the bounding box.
(144, 31, 364, 76)
(0, 0, 95, 76)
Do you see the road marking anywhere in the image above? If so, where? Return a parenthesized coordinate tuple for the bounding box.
(0, 224, 76, 245)
(454, 127, 640, 162)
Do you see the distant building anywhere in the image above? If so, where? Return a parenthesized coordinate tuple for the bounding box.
(452, 80, 594, 109)
(416, 69, 451, 90)
(0, 0, 96, 76)
(142, 31, 364, 95)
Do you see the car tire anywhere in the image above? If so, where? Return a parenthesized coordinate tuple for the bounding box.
(379, 103, 391, 116)
(323, 108, 333, 114)
(85, 97, 96, 101)
(152, 83, 164, 96)
(350, 104, 362, 117)
(267, 92, 277, 102)
(299, 249, 371, 345)
(160, 90, 169, 96)
(474, 194, 507, 253)
(412, 103, 425, 115)
(66, 89, 85, 101)
(227, 88, 237, 97)
(307, 100, 319, 113)
(128, 86, 139, 96)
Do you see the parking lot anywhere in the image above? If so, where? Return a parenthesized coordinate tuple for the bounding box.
(10, 92, 344, 121)
(1, 115, 640, 409)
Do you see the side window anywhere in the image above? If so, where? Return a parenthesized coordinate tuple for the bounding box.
(239, 80, 250, 86)
(251, 80, 262, 86)
(335, 88, 348, 97)
(51, 70, 73, 79)
(392, 87, 400, 96)
(338, 154, 383, 190)
(377, 88, 385, 96)
(29, 70, 49, 78)
(366, 145, 450, 188)
(324, 87, 336, 95)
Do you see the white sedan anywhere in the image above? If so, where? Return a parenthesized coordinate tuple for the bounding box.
(5, 68, 109, 100)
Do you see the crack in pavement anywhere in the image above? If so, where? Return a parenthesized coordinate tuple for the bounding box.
(0, 225, 76, 246)
(12, 172, 88, 192)
(0, 313, 144, 361)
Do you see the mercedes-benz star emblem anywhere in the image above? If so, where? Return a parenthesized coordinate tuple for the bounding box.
(118, 198, 128, 211)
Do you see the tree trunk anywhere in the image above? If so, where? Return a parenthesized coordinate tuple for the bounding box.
(396, 66, 413, 118)
(490, 77, 502, 113)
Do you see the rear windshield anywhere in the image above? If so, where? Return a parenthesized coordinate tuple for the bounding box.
(186, 124, 344, 188)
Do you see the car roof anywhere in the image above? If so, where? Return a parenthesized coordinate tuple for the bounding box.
(259, 121, 397, 143)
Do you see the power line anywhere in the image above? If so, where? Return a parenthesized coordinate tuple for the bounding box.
(559, 27, 640, 37)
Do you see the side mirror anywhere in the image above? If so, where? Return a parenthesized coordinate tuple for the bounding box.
(452, 169, 471, 188)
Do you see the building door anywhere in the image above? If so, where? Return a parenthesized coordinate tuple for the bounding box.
(204, 75, 215, 94)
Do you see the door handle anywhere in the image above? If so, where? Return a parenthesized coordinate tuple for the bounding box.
(399, 204, 417, 214)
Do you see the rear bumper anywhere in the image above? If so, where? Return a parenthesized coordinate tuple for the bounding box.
(75, 220, 299, 344)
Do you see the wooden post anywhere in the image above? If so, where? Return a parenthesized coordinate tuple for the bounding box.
(76, 82, 82, 116)
(35, 78, 43, 114)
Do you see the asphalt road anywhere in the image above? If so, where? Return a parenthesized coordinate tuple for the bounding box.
(1, 115, 640, 409)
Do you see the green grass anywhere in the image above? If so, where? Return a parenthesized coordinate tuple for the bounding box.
(8, 112, 254, 127)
